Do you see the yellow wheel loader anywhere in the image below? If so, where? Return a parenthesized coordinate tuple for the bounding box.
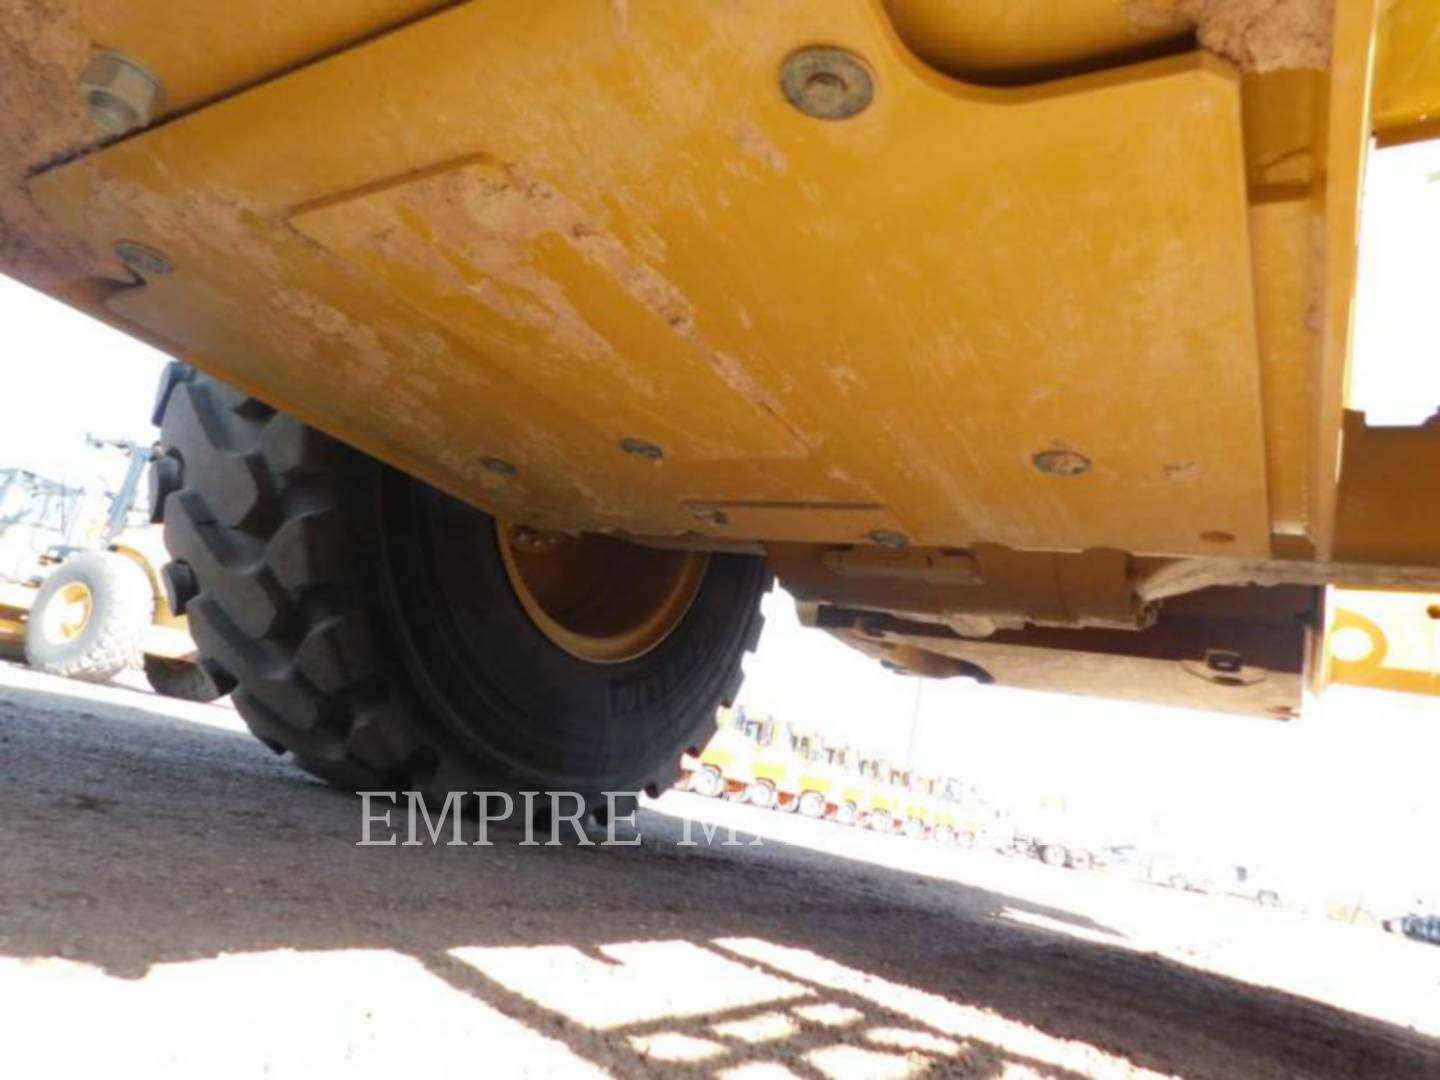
(0, 444, 217, 700)
(4, 2, 1440, 822)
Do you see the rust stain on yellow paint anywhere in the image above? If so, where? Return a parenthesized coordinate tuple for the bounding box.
(0, 1, 103, 286)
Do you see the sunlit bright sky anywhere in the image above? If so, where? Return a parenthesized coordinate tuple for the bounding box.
(2, 138, 1438, 889)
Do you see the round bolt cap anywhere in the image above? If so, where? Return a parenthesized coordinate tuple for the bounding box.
(620, 437, 664, 460)
(1032, 449, 1092, 477)
(781, 47, 874, 120)
(114, 240, 173, 276)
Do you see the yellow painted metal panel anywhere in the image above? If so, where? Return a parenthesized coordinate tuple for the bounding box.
(1310, 0, 1382, 558)
(287, 160, 805, 463)
(881, 0, 1187, 80)
(1372, 0, 1440, 144)
(74, 1, 454, 116)
(36, 0, 1270, 555)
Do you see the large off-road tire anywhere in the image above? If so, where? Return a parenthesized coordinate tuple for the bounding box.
(1040, 843, 1069, 867)
(143, 655, 225, 702)
(24, 552, 153, 682)
(150, 364, 769, 821)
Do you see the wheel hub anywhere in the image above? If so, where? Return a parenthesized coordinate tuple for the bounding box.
(497, 523, 708, 664)
(42, 582, 93, 641)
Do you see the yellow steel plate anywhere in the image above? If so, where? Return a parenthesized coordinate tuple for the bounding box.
(72, 1, 454, 117)
(1373, 0, 1440, 145)
(35, 0, 1270, 555)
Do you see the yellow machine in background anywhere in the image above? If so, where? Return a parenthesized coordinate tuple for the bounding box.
(682, 709, 787, 801)
(684, 712, 982, 844)
(774, 732, 839, 818)
(0, 442, 217, 700)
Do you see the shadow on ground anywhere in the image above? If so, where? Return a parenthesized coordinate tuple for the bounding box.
(1, 671, 1436, 1078)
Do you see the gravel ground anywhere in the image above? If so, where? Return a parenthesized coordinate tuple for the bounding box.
(1, 659, 1438, 1078)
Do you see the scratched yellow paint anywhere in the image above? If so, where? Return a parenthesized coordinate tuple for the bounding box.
(31, 0, 1386, 559)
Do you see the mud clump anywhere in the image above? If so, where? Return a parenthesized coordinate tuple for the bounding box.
(1130, 0, 1334, 72)
(0, 0, 107, 286)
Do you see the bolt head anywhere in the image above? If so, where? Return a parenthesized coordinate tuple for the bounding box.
(1032, 449, 1092, 477)
(509, 525, 566, 553)
(869, 530, 909, 549)
(688, 507, 730, 527)
(113, 240, 173, 276)
(620, 437, 664, 461)
(479, 457, 518, 478)
(781, 47, 874, 120)
(80, 50, 163, 136)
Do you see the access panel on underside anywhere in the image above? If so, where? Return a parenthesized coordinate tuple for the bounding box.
(34, 0, 1270, 554)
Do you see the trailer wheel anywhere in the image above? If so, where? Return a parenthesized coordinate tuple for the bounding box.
(143, 655, 224, 702)
(835, 801, 858, 826)
(798, 791, 826, 818)
(24, 552, 153, 682)
(746, 780, 776, 809)
(151, 365, 769, 821)
(1040, 844, 1069, 867)
(692, 766, 725, 798)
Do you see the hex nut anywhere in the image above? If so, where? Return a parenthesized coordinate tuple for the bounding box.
(81, 50, 164, 136)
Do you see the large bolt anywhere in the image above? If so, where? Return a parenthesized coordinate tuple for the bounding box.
(620, 437, 664, 461)
(781, 47, 874, 120)
(114, 240, 172, 276)
(478, 457, 518, 478)
(80, 50, 164, 136)
(869, 530, 909, 549)
(1032, 449, 1092, 477)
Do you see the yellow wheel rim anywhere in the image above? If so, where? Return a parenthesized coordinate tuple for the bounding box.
(44, 582, 94, 641)
(497, 523, 708, 664)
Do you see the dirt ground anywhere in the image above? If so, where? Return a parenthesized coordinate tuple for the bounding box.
(1, 660, 1437, 1079)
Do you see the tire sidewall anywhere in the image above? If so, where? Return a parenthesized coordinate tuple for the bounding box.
(380, 474, 766, 793)
(25, 552, 152, 677)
